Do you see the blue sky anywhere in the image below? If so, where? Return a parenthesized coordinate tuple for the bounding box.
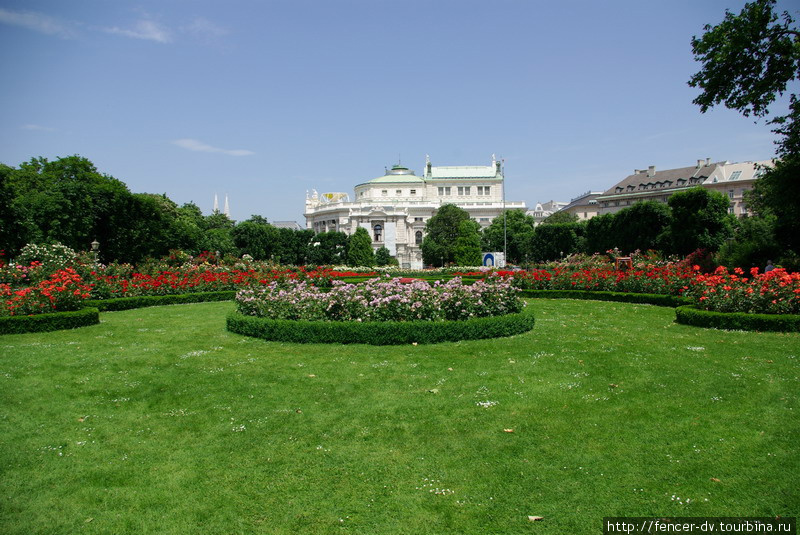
(1, 0, 795, 224)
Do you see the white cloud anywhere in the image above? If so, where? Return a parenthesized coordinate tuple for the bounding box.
(105, 19, 171, 43)
(21, 124, 56, 132)
(173, 138, 254, 157)
(0, 8, 77, 38)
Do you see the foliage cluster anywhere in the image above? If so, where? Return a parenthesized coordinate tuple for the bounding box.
(235, 277, 523, 322)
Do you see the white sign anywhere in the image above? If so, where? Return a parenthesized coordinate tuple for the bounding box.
(482, 252, 505, 268)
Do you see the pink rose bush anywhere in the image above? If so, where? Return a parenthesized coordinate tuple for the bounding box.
(235, 277, 523, 322)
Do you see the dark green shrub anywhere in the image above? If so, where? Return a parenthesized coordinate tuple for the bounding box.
(85, 291, 235, 311)
(226, 308, 535, 345)
(675, 305, 800, 332)
(0, 307, 99, 335)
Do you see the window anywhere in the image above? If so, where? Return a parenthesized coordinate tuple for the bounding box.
(438, 187, 444, 196)
(396, 189, 402, 195)
(457, 186, 471, 195)
(373, 224, 382, 242)
(381, 190, 387, 196)
(410, 189, 416, 195)
(728, 204, 735, 214)
(477, 186, 491, 196)
(729, 170, 742, 180)
(415, 231, 423, 245)
(728, 189, 735, 199)
(414, 217, 423, 222)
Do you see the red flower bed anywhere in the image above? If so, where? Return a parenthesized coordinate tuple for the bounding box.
(1, 268, 92, 316)
(689, 266, 800, 314)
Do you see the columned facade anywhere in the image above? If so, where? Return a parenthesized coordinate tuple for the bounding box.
(304, 156, 527, 268)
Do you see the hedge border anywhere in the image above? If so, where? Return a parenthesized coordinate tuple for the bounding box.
(675, 305, 800, 332)
(0, 307, 100, 335)
(226, 308, 535, 345)
(519, 289, 692, 308)
(85, 291, 236, 311)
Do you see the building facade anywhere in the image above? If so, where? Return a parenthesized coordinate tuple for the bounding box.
(527, 200, 569, 225)
(560, 191, 604, 221)
(304, 156, 526, 268)
(596, 159, 771, 216)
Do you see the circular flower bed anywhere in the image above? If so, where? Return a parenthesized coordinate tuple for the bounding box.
(227, 277, 535, 345)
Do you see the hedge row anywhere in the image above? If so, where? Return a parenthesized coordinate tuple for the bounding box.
(226, 308, 535, 345)
(85, 291, 236, 311)
(0, 307, 100, 335)
(675, 305, 800, 332)
(519, 289, 692, 308)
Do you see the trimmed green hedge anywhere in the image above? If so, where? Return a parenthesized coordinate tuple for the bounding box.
(675, 305, 800, 332)
(0, 307, 100, 335)
(226, 308, 535, 345)
(85, 291, 236, 311)
(519, 289, 691, 308)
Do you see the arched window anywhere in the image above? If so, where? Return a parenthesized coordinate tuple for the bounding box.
(374, 224, 382, 242)
(415, 231, 423, 245)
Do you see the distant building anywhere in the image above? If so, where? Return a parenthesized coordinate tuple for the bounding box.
(561, 191, 604, 221)
(527, 200, 568, 225)
(304, 156, 527, 269)
(272, 221, 303, 231)
(596, 159, 772, 216)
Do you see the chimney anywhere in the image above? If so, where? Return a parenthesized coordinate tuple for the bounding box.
(647, 165, 655, 177)
(634, 169, 643, 174)
(706, 157, 711, 166)
(697, 159, 704, 168)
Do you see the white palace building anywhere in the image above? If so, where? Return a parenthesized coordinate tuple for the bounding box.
(304, 156, 526, 269)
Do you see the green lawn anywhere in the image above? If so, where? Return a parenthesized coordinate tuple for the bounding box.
(1, 300, 798, 534)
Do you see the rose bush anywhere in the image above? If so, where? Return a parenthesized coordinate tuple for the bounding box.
(688, 266, 800, 315)
(1, 268, 92, 316)
(235, 276, 522, 322)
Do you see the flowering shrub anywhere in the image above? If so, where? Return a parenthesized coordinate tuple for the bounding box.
(235, 277, 523, 322)
(486, 264, 696, 296)
(688, 266, 800, 315)
(13, 243, 78, 283)
(0, 268, 92, 316)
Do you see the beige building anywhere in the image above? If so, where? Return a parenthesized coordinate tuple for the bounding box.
(596, 159, 771, 216)
(560, 191, 604, 221)
(304, 156, 526, 268)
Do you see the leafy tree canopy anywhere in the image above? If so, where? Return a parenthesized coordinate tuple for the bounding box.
(541, 210, 578, 225)
(347, 227, 374, 267)
(689, 0, 800, 257)
(421, 204, 474, 266)
(481, 209, 536, 264)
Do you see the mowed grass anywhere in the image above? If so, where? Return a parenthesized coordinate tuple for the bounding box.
(0, 299, 798, 534)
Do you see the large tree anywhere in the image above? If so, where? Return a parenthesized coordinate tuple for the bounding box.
(610, 201, 672, 254)
(232, 217, 279, 260)
(481, 209, 536, 264)
(689, 0, 800, 255)
(347, 227, 374, 267)
(666, 187, 733, 255)
(421, 204, 474, 266)
(453, 220, 483, 266)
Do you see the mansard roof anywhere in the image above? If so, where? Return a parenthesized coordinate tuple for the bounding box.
(599, 162, 720, 197)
